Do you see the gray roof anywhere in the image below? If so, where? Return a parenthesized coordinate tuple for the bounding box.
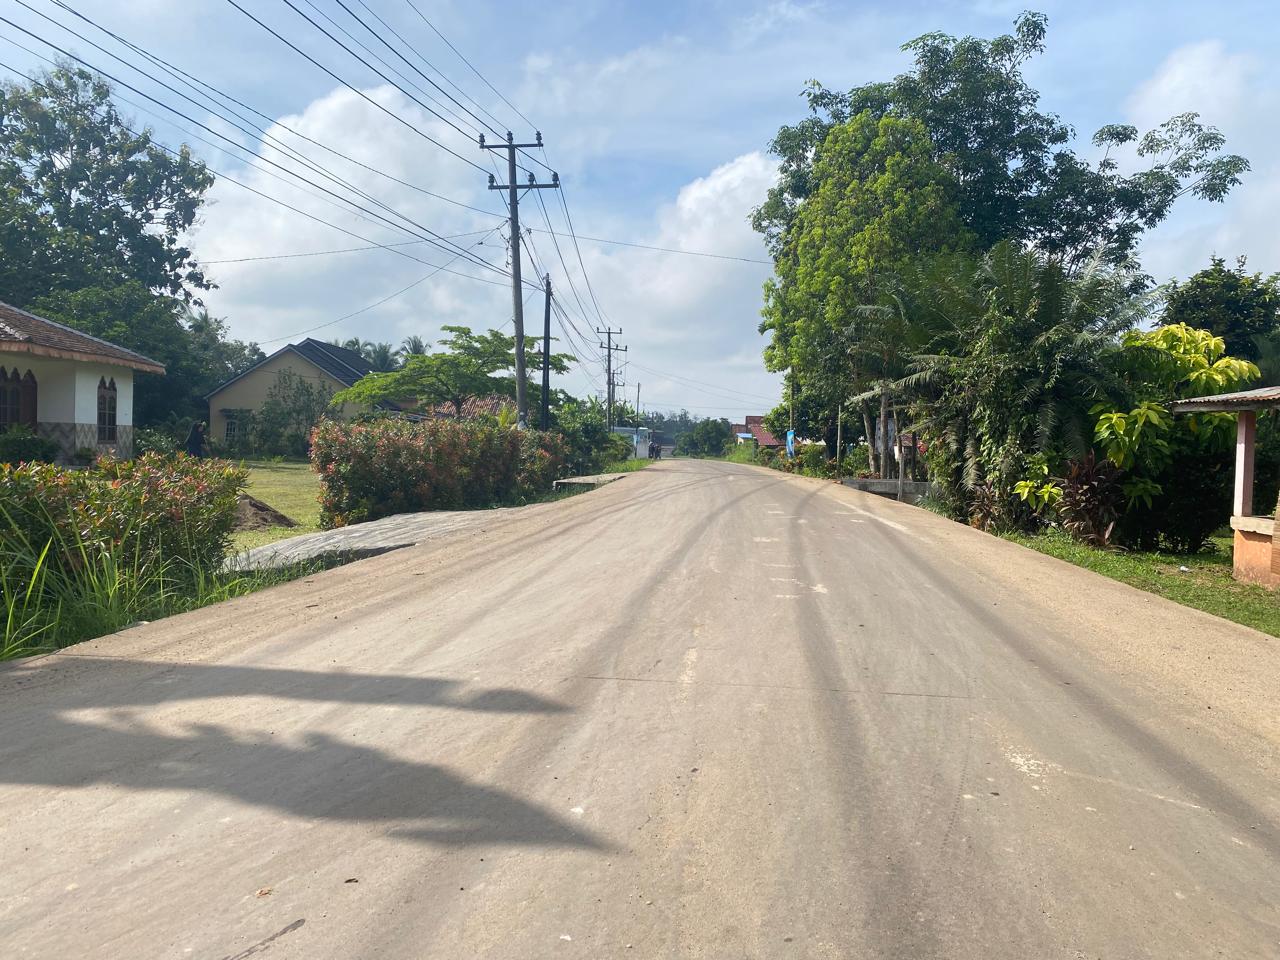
(206, 338, 376, 400)
(1167, 386, 1280, 413)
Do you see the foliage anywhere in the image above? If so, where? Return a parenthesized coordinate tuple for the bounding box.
(334, 325, 573, 417)
(31, 284, 263, 424)
(753, 12, 1247, 269)
(1013, 455, 1063, 512)
(0, 426, 60, 465)
(674, 418, 734, 457)
(1094, 323, 1258, 550)
(1055, 453, 1121, 547)
(552, 397, 632, 475)
(0, 454, 247, 655)
(309, 419, 566, 527)
(899, 243, 1149, 520)
(0, 67, 213, 307)
(253, 368, 334, 458)
(1163, 256, 1280, 361)
(759, 110, 971, 449)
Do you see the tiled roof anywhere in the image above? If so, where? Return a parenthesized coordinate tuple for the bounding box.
(745, 415, 781, 446)
(0, 300, 165, 373)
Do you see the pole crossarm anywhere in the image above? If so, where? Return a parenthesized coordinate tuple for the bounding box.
(479, 131, 560, 428)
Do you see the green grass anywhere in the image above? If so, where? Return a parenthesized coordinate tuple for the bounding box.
(1005, 528, 1280, 637)
(232, 460, 322, 551)
(603, 457, 654, 473)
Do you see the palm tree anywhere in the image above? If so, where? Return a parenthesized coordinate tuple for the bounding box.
(399, 335, 430, 358)
(362, 341, 399, 372)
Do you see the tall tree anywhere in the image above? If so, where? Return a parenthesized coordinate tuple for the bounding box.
(753, 12, 1247, 270)
(0, 66, 213, 306)
(1163, 256, 1280, 361)
(759, 111, 971, 456)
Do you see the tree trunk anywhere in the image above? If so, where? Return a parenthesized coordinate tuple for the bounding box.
(862, 403, 878, 475)
(878, 386, 891, 480)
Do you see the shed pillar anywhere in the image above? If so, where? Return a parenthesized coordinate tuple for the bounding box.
(1234, 410, 1256, 517)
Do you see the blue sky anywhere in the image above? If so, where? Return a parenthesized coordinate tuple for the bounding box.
(2, 0, 1277, 414)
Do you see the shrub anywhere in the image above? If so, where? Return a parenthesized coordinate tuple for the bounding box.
(310, 418, 566, 527)
(1057, 452, 1121, 547)
(0, 427, 60, 465)
(0, 454, 246, 657)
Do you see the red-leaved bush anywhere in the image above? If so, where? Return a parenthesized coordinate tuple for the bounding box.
(310, 419, 566, 527)
(0, 454, 246, 580)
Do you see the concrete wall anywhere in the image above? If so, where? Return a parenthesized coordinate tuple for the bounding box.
(1233, 526, 1279, 588)
(207, 351, 366, 442)
(4, 354, 137, 458)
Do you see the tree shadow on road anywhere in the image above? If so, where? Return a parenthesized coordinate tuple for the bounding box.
(1, 659, 603, 850)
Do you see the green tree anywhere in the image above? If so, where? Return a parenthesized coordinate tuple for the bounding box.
(674, 419, 734, 457)
(1163, 256, 1280, 361)
(753, 12, 1247, 270)
(254, 368, 334, 457)
(888, 244, 1149, 522)
(362, 341, 399, 372)
(333, 325, 572, 417)
(0, 67, 213, 306)
(760, 111, 971, 463)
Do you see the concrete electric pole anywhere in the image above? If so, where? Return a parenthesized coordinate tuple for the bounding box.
(481, 131, 558, 428)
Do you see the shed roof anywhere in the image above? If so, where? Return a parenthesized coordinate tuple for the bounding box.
(0, 300, 165, 373)
(1167, 386, 1280, 413)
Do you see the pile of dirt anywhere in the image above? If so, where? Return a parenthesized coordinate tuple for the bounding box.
(234, 495, 299, 532)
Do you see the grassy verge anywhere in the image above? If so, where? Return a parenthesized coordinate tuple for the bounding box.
(1005, 528, 1280, 638)
(232, 460, 322, 551)
(603, 457, 654, 473)
(2, 543, 335, 661)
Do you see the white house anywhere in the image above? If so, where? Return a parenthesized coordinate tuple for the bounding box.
(0, 300, 164, 460)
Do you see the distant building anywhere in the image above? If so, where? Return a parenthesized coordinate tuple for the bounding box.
(0, 299, 164, 460)
(205, 338, 389, 443)
(744, 415, 782, 449)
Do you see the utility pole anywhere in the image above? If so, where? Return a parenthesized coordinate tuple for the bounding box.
(597, 326, 626, 427)
(540, 274, 552, 430)
(481, 131, 559, 428)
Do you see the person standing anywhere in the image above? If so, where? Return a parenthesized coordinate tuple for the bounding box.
(184, 421, 207, 458)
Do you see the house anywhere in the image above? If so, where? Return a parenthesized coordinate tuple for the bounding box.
(206, 338, 387, 443)
(0, 299, 164, 461)
(744, 415, 782, 449)
(1168, 386, 1280, 588)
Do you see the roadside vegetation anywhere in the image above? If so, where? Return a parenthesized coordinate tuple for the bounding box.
(232, 460, 322, 551)
(1007, 530, 1280, 638)
(0, 455, 324, 660)
(744, 10, 1280, 616)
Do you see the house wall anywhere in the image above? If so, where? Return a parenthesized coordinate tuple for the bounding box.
(206, 351, 365, 443)
(4, 353, 137, 459)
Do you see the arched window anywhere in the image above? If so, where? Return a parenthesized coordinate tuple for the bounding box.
(0, 368, 36, 431)
(97, 376, 117, 444)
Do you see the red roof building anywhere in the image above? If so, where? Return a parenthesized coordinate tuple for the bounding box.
(744, 415, 781, 448)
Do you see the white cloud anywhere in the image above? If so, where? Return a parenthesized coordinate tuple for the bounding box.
(1127, 41, 1280, 283)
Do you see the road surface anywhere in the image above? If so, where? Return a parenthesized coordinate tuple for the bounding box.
(2, 459, 1278, 958)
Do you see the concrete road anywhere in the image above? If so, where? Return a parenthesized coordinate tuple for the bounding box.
(2, 459, 1278, 959)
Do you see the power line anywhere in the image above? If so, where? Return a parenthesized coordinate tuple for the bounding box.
(400, 0, 535, 131)
(258, 225, 507, 345)
(629, 359, 781, 405)
(297, 0, 484, 138)
(224, 0, 488, 174)
(0, 53, 512, 289)
(202, 230, 496, 264)
(51, 0, 503, 219)
(330, 0, 503, 141)
(0, 13, 506, 275)
(527, 228, 771, 264)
